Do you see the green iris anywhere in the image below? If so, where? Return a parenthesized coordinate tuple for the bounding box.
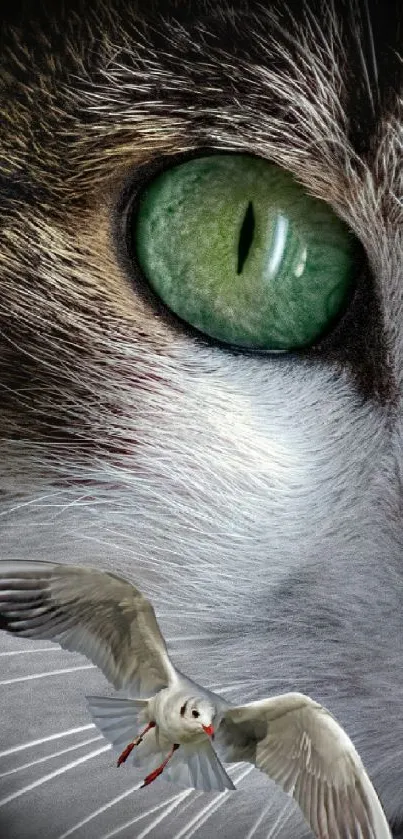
(134, 155, 356, 350)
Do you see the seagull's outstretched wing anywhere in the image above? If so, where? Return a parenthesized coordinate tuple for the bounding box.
(216, 691, 391, 839)
(0, 560, 177, 696)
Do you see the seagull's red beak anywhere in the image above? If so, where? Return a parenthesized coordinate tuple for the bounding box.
(202, 724, 214, 738)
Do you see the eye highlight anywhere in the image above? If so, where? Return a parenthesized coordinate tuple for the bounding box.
(133, 154, 357, 351)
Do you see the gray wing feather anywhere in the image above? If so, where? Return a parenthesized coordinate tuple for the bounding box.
(216, 692, 391, 839)
(164, 741, 235, 792)
(0, 560, 176, 695)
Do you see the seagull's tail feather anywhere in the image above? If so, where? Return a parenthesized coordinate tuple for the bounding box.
(87, 694, 175, 774)
(86, 694, 149, 753)
(164, 740, 236, 792)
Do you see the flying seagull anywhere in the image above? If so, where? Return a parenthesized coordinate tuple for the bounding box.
(0, 560, 391, 839)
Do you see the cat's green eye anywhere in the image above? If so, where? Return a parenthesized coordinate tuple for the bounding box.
(134, 155, 356, 351)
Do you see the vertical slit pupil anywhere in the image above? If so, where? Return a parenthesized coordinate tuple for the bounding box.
(237, 201, 255, 275)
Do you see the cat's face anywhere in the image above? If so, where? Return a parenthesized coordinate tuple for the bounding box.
(1, 1, 402, 836)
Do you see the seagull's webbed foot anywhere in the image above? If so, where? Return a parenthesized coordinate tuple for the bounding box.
(117, 721, 156, 767)
(141, 743, 180, 788)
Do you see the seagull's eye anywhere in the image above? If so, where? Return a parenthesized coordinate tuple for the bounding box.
(191, 710, 200, 719)
(132, 154, 358, 351)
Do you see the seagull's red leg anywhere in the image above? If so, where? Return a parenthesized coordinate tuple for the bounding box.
(140, 743, 180, 788)
(117, 721, 156, 767)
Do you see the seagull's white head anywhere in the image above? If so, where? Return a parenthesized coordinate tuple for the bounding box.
(179, 696, 216, 738)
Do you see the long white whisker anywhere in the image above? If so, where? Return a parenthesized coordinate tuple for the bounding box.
(172, 792, 228, 839)
(0, 725, 96, 758)
(244, 800, 277, 839)
(72, 533, 142, 555)
(266, 798, 295, 839)
(0, 736, 102, 778)
(51, 494, 102, 517)
(133, 790, 195, 839)
(57, 782, 157, 839)
(0, 647, 55, 656)
(0, 744, 110, 807)
(0, 490, 68, 517)
(165, 635, 219, 644)
(173, 765, 254, 839)
(98, 789, 192, 839)
(0, 664, 95, 685)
